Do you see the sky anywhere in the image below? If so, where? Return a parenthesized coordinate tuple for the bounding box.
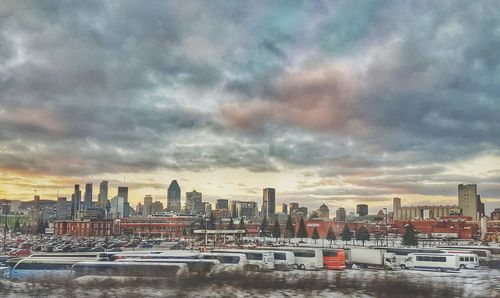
(1, 0, 500, 214)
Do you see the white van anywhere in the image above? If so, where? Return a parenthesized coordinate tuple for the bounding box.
(211, 249, 275, 271)
(457, 253, 479, 269)
(268, 251, 295, 270)
(400, 253, 460, 272)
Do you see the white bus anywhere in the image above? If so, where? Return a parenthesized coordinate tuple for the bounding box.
(257, 247, 323, 270)
(211, 249, 275, 271)
(72, 261, 188, 278)
(400, 253, 460, 272)
(456, 253, 479, 269)
(199, 252, 247, 271)
(114, 258, 221, 273)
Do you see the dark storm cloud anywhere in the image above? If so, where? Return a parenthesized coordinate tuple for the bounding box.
(1, 0, 499, 207)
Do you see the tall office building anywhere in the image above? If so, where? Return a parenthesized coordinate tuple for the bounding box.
(262, 188, 276, 217)
(167, 180, 181, 212)
(356, 204, 368, 217)
(143, 195, 153, 216)
(84, 183, 93, 210)
(117, 186, 128, 202)
(216, 199, 229, 210)
(230, 201, 258, 219)
(71, 184, 81, 219)
(281, 203, 288, 214)
(458, 184, 484, 221)
(98, 180, 108, 209)
(151, 201, 164, 215)
(110, 196, 125, 218)
(289, 202, 299, 214)
(336, 207, 347, 222)
(185, 190, 202, 214)
(56, 197, 68, 220)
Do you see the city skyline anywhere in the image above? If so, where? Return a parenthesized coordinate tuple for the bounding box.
(1, 1, 500, 213)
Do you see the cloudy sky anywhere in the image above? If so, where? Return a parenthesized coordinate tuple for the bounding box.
(1, 0, 499, 214)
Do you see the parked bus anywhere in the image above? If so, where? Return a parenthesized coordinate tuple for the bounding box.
(105, 251, 199, 261)
(372, 247, 444, 266)
(400, 253, 460, 272)
(256, 247, 323, 270)
(211, 249, 275, 271)
(114, 258, 221, 273)
(199, 252, 247, 271)
(322, 248, 346, 270)
(72, 261, 188, 278)
(438, 246, 491, 262)
(10, 257, 85, 279)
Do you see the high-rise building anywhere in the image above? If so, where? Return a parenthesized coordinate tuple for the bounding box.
(143, 195, 153, 217)
(33, 195, 40, 210)
(151, 201, 164, 215)
(336, 207, 346, 222)
(262, 188, 276, 217)
(71, 184, 81, 219)
(289, 202, 299, 214)
(356, 204, 368, 217)
(98, 180, 108, 209)
(458, 184, 484, 221)
(56, 197, 68, 220)
(167, 180, 181, 212)
(110, 196, 125, 218)
(230, 201, 258, 219)
(319, 203, 330, 219)
(281, 203, 288, 215)
(216, 199, 229, 210)
(185, 190, 202, 214)
(393, 197, 401, 220)
(84, 183, 93, 210)
(117, 186, 128, 202)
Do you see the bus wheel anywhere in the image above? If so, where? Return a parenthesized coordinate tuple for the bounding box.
(459, 264, 466, 269)
(400, 264, 407, 270)
(299, 264, 306, 270)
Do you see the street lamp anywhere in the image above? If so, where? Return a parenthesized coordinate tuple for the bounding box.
(204, 217, 209, 248)
(383, 208, 388, 247)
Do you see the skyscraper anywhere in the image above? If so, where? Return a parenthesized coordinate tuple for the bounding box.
(56, 197, 68, 220)
(356, 204, 368, 217)
(71, 184, 81, 219)
(336, 207, 346, 222)
(262, 188, 276, 217)
(393, 197, 401, 220)
(216, 199, 229, 210)
(281, 203, 288, 214)
(117, 186, 128, 202)
(167, 180, 181, 212)
(98, 180, 108, 209)
(84, 183, 93, 210)
(185, 190, 202, 214)
(143, 195, 153, 216)
(289, 202, 299, 215)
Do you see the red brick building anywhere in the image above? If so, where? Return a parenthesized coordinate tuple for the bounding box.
(117, 216, 198, 237)
(54, 220, 114, 237)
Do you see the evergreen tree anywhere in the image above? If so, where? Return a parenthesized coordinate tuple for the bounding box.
(284, 215, 295, 241)
(13, 218, 21, 233)
(208, 212, 217, 230)
(228, 217, 235, 230)
(356, 225, 371, 246)
(312, 226, 320, 244)
(35, 220, 45, 234)
(238, 217, 245, 231)
(259, 216, 270, 237)
(341, 224, 352, 244)
(296, 216, 308, 241)
(402, 222, 418, 247)
(272, 218, 281, 240)
(326, 225, 336, 247)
